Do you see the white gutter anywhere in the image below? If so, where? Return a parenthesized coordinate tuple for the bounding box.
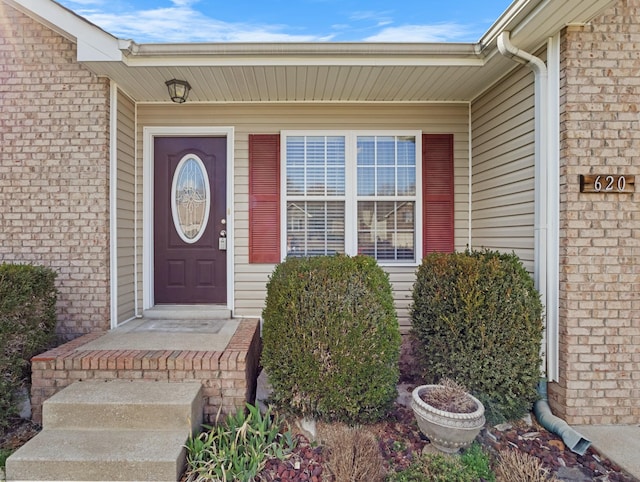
(497, 31, 558, 382)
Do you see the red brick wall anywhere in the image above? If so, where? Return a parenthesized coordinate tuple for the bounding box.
(0, 5, 111, 339)
(552, 0, 640, 424)
(30, 319, 262, 425)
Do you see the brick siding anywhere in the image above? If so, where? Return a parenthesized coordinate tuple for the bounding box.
(30, 318, 262, 425)
(0, 5, 111, 340)
(552, 0, 640, 424)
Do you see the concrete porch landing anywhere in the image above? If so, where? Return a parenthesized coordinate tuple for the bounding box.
(30, 316, 261, 425)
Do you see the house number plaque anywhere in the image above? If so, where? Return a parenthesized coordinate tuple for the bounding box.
(579, 174, 635, 193)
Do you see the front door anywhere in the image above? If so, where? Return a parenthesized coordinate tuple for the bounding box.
(154, 137, 227, 304)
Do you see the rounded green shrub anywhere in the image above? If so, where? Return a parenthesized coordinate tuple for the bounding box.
(410, 250, 543, 423)
(1, 263, 58, 428)
(261, 255, 400, 424)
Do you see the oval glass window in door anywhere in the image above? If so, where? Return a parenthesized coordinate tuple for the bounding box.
(171, 154, 211, 243)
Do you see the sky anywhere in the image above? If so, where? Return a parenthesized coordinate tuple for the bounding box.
(57, 0, 513, 44)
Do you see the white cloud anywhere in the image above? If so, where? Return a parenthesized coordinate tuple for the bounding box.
(364, 23, 477, 42)
(349, 10, 393, 22)
(59, 1, 332, 43)
(57, 1, 482, 43)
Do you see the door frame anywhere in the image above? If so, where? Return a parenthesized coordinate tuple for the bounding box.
(142, 126, 235, 311)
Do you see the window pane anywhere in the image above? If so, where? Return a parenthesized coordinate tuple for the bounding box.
(307, 136, 326, 166)
(327, 167, 345, 195)
(327, 136, 345, 166)
(286, 167, 304, 195)
(357, 136, 375, 166)
(357, 201, 415, 261)
(286, 136, 345, 197)
(307, 167, 326, 195)
(377, 136, 396, 165)
(357, 166, 375, 196)
(397, 136, 416, 166)
(397, 167, 416, 196)
(377, 167, 396, 196)
(287, 201, 345, 257)
(286, 137, 305, 166)
(286, 133, 417, 263)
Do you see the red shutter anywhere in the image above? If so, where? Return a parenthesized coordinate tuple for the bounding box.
(422, 134, 454, 254)
(249, 134, 281, 263)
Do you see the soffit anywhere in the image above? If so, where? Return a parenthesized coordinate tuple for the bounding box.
(29, 0, 617, 103)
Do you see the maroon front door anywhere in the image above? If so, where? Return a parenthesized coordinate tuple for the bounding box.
(154, 137, 227, 304)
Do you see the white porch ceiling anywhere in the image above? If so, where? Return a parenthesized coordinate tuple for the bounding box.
(11, 0, 616, 104)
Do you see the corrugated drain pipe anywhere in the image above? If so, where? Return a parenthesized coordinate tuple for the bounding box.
(497, 31, 591, 456)
(535, 380, 591, 455)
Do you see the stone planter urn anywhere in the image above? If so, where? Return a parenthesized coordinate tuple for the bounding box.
(411, 384, 486, 453)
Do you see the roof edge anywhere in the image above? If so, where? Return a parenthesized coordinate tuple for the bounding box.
(3, 0, 123, 61)
(126, 41, 482, 57)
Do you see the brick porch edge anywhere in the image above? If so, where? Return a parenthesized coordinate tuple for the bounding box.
(30, 318, 262, 425)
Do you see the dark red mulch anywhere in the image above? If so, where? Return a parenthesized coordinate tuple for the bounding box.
(479, 421, 639, 482)
(0, 417, 40, 455)
(255, 402, 639, 482)
(258, 434, 326, 482)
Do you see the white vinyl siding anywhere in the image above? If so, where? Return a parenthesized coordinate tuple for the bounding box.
(471, 62, 536, 272)
(116, 90, 136, 323)
(136, 103, 470, 331)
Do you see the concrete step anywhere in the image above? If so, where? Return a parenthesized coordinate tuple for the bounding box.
(143, 304, 231, 320)
(5, 428, 190, 481)
(5, 380, 204, 482)
(42, 380, 202, 431)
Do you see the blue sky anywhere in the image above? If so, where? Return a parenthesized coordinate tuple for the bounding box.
(58, 0, 512, 43)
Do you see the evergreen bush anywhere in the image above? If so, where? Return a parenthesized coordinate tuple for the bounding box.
(410, 250, 543, 423)
(0, 263, 58, 429)
(261, 255, 400, 424)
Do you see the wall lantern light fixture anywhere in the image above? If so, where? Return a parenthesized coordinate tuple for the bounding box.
(165, 79, 191, 103)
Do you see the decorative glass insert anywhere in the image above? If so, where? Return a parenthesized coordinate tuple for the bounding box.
(171, 154, 211, 244)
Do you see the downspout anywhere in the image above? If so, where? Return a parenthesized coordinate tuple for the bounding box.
(535, 380, 591, 456)
(497, 31, 548, 338)
(498, 31, 590, 456)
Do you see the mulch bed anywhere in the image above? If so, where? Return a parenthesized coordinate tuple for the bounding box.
(2, 376, 638, 482)
(0, 417, 40, 455)
(253, 401, 638, 481)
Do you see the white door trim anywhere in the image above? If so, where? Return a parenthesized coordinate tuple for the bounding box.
(142, 126, 235, 311)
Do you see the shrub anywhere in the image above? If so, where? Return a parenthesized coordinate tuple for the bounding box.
(411, 250, 543, 423)
(461, 443, 496, 482)
(0, 263, 57, 429)
(387, 445, 495, 482)
(184, 403, 296, 482)
(261, 255, 401, 424)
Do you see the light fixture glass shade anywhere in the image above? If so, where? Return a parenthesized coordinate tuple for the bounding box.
(165, 79, 191, 103)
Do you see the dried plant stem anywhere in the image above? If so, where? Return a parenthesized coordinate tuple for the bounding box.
(496, 449, 559, 482)
(322, 424, 386, 482)
(421, 378, 478, 413)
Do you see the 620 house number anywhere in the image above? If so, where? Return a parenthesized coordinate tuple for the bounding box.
(580, 174, 635, 193)
(595, 175, 625, 191)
